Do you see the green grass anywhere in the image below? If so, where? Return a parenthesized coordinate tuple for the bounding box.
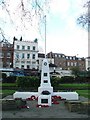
(59, 83, 90, 88)
(76, 90, 90, 99)
(0, 83, 90, 99)
(0, 89, 16, 98)
(2, 90, 16, 94)
(0, 83, 89, 88)
(1, 83, 16, 87)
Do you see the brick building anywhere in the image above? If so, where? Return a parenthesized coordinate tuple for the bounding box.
(37, 53, 54, 71)
(0, 39, 86, 72)
(0, 40, 13, 68)
(47, 52, 85, 71)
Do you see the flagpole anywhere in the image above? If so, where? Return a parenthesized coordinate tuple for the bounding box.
(45, 15, 46, 58)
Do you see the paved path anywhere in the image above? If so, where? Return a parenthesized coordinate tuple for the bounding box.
(1, 96, 89, 118)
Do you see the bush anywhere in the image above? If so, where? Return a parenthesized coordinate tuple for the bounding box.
(60, 76, 88, 84)
(60, 76, 74, 83)
(2, 73, 7, 82)
(16, 76, 40, 90)
(51, 77, 60, 89)
(74, 77, 89, 83)
(3, 76, 17, 83)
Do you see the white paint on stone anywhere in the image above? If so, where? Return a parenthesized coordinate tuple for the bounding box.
(38, 59, 53, 106)
(53, 92, 79, 100)
(13, 58, 79, 106)
(13, 92, 38, 99)
(38, 95, 52, 106)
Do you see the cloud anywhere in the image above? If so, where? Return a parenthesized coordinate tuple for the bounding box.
(41, 0, 88, 57)
(45, 17, 88, 58)
(50, 0, 70, 14)
(0, 0, 88, 58)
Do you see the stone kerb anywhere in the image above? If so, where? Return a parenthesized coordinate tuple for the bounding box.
(1, 98, 26, 110)
(64, 100, 90, 114)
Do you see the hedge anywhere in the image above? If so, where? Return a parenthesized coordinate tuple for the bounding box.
(2, 76, 16, 83)
(2, 75, 89, 91)
(16, 76, 40, 90)
(57, 76, 89, 83)
(59, 84, 89, 90)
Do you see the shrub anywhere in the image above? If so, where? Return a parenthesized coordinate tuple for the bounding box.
(60, 76, 74, 83)
(59, 76, 88, 83)
(2, 73, 7, 82)
(74, 77, 89, 83)
(4, 76, 16, 83)
(51, 77, 60, 89)
(16, 76, 40, 90)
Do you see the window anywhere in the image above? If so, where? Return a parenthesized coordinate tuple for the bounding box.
(16, 60, 19, 63)
(41, 99, 48, 103)
(7, 53, 11, 57)
(27, 54, 30, 59)
(32, 62, 36, 64)
(27, 65, 30, 69)
(59, 55, 61, 57)
(16, 53, 19, 58)
(17, 45, 19, 50)
(22, 53, 25, 59)
(32, 54, 35, 59)
(33, 46, 35, 50)
(70, 57, 72, 60)
(0, 53, 3, 57)
(55, 54, 57, 57)
(82, 64, 84, 66)
(21, 61, 25, 63)
(44, 73, 47, 76)
(22, 46, 25, 50)
(37, 60, 39, 64)
(66, 56, 68, 59)
(63, 62, 66, 66)
(74, 62, 77, 66)
(63, 55, 65, 58)
(21, 65, 24, 68)
(27, 46, 30, 50)
(79, 63, 81, 66)
(73, 57, 75, 60)
(27, 61, 30, 63)
(67, 62, 70, 66)
(71, 62, 73, 66)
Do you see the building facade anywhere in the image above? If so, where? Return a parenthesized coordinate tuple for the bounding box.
(0, 40, 13, 68)
(37, 53, 54, 71)
(47, 52, 85, 71)
(85, 57, 90, 70)
(0, 38, 86, 72)
(13, 38, 38, 69)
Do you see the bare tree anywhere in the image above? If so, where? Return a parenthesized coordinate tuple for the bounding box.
(77, 0, 90, 31)
(0, 0, 51, 41)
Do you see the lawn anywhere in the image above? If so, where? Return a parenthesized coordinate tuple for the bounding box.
(0, 83, 16, 87)
(59, 83, 89, 87)
(1, 83, 89, 88)
(76, 90, 90, 99)
(0, 83, 90, 99)
(1, 89, 16, 98)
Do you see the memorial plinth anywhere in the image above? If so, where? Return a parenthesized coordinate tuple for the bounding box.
(13, 58, 79, 106)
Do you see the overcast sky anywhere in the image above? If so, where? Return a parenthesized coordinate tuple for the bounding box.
(0, 0, 88, 58)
